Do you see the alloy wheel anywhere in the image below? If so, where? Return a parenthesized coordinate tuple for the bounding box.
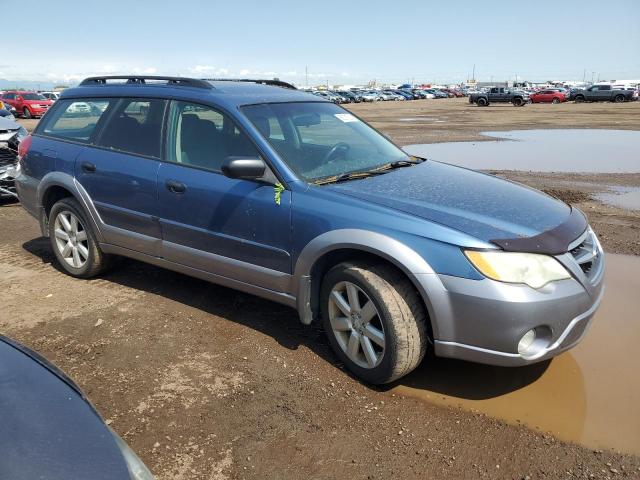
(328, 281, 385, 369)
(53, 210, 89, 268)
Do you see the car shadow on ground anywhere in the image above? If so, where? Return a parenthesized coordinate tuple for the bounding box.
(23, 236, 548, 400)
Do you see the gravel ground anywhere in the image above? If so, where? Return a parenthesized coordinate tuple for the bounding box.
(2, 100, 639, 479)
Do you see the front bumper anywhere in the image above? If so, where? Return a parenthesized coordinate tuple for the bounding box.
(413, 238, 605, 367)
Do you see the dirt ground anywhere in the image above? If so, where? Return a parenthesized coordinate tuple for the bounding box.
(3, 101, 640, 479)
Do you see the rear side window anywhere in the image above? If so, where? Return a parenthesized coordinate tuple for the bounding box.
(97, 98, 166, 158)
(40, 99, 112, 142)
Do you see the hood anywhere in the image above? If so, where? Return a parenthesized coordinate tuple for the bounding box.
(0, 337, 132, 479)
(327, 161, 573, 244)
(0, 115, 19, 131)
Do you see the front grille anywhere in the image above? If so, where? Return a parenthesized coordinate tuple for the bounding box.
(569, 229, 602, 284)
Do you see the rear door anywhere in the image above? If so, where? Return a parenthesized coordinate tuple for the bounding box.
(75, 97, 167, 255)
(156, 100, 291, 291)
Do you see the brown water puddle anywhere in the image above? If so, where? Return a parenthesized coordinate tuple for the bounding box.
(394, 253, 640, 455)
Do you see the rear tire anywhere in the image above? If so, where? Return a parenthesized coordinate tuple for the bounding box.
(48, 197, 112, 278)
(22, 108, 32, 119)
(320, 262, 428, 384)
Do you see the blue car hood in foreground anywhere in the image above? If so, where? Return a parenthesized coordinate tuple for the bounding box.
(327, 161, 572, 243)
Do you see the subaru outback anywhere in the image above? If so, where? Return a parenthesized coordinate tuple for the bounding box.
(15, 76, 604, 384)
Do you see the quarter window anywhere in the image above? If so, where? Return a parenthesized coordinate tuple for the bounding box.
(39, 99, 112, 142)
(97, 98, 166, 158)
(165, 101, 261, 172)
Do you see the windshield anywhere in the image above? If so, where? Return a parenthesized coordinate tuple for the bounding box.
(242, 102, 411, 182)
(22, 93, 46, 100)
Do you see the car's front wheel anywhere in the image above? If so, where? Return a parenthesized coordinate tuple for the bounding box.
(22, 107, 32, 119)
(552, 97, 560, 104)
(48, 198, 111, 278)
(321, 262, 428, 384)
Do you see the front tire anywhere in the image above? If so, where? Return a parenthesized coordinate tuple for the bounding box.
(575, 95, 584, 103)
(477, 97, 488, 106)
(614, 94, 625, 103)
(513, 97, 524, 106)
(321, 262, 428, 384)
(552, 97, 560, 104)
(22, 107, 32, 119)
(48, 197, 111, 278)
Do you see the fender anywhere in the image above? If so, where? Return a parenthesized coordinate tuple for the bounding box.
(37, 172, 106, 243)
(292, 229, 444, 330)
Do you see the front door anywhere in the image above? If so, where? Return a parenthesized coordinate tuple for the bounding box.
(156, 100, 291, 291)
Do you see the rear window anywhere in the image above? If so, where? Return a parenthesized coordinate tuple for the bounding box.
(96, 98, 166, 158)
(40, 99, 112, 142)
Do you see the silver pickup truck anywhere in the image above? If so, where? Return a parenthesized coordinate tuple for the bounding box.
(571, 84, 637, 103)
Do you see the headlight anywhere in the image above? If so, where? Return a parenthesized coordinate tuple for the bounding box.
(464, 250, 571, 289)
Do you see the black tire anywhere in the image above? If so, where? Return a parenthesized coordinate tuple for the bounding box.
(22, 107, 32, 119)
(477, 97, 488, 106)
(574, 95, 584, 103)
(513, 97, 524, 106)
(320, 262, 428, 384)
(614, 94, 625, 103)
(48, 197, 112, 278)
(552, 97, 560, 104)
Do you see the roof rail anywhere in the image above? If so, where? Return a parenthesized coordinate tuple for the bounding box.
(79, 76, 213, 89)
(202, 78, 297, 90)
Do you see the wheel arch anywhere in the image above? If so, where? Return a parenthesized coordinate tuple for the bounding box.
(293, 229, 441, 340)
(37, 172, 104, 242)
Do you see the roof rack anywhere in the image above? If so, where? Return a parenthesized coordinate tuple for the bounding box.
(79, 76, 213, 89)
(202, 78, 297, 90)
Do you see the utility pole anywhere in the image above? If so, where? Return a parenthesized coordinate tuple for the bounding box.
(582, 69, 586, 82)
(305, 66, 308, 87)
(591, 71, 595, 83)
(472, 64, 476, 81)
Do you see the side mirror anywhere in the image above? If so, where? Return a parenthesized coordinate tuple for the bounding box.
(221, 157, 267, 180)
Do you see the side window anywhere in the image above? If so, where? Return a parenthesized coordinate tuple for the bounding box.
(600, 85, 611, 91)
(97, 98, 166, 158)
(166, 101, 261, 172)
(39, 99, 112, 142)
(4, 93, 15, 100)
(490, 88, 498, 94)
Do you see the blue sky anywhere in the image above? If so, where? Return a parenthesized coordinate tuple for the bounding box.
(5, 0, 639, 86)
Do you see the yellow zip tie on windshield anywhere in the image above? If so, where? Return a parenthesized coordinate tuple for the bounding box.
(274, 182, 285, 205)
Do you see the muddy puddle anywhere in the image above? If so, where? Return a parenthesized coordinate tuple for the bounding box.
(595, 186, 640, 210)
(394, 253, 640, 455)
(403, 129, 640, 173)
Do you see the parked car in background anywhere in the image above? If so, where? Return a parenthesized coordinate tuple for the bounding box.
(469, 87, 530, 106)
(312, 91, 341, 103)
(335, 90, 360, 103)
(0, 335, 154, 479)
(0, 115, 28, 199)
(15, 75, 605, 385)
(1, 91, 53, 118)
(393, 90, 414, 100)
(572, 84, 636, 103)
(530, 89, 567, 104)
(382, 90, 405, 101)
(40, 91, 60, 101)
(360, 90, 381, 102)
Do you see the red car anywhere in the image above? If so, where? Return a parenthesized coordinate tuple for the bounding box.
(530, 89, 567, 104)
(0, 91, 53, 118)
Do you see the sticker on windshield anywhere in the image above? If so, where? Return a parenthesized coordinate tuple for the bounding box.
(334, 113, 359, 123)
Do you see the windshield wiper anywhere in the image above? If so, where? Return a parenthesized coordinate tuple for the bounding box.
(313, 157, 425, 186)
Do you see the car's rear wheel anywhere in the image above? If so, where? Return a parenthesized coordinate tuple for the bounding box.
(614, 94, 625, 103)
(321, 262, 428, 384)
(22, 108, 31, 119)
(477, 97, 488, 106)
(552, 97, 560, 104)
(49, 198, 111, 278)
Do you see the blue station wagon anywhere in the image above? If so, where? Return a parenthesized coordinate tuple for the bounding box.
(15, 76, 604, 384)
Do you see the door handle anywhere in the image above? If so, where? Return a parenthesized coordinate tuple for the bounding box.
(165, 179, 186, 194)
(81, 161, 96, 173)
